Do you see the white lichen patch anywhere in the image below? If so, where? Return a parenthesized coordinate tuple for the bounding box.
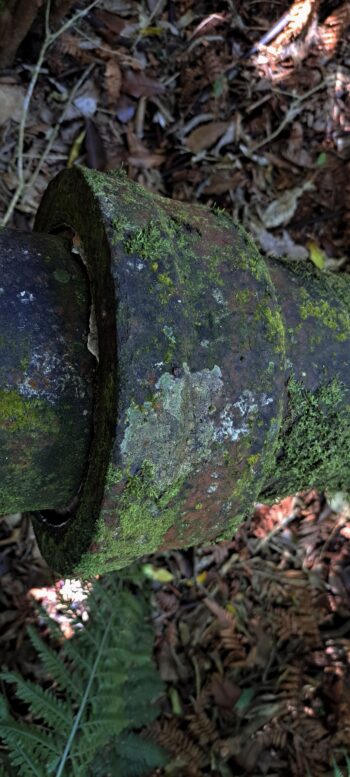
(17, 290, 34, 304)
(215, 389, 275, 443)
(127, 259, 145, 271)
(162, 325, 176, 344)
(120, 363, 224, 490)
(212, 288, 226, 306)
(19, 347, 87, 404)
(119, 367, 275, 492)
(215, 403, 249, 442)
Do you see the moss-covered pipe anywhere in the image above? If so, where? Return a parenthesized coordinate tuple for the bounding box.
(0, 230, 95, 516)
(1, 167, 350, 575)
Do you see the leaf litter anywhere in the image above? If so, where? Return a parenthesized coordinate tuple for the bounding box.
(0, 1, 350, 775)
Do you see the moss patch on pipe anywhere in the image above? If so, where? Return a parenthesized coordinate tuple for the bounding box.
(0, 389, 57, 433)
(299, 287, 350, 342)
(262, 375, 350, 499)
(76, 461, 185, 577)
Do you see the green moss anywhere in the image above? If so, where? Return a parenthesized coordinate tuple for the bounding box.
(262, 375, 350, 499)
(255, 300, 285, 354)
(0, 390, 56, 433)
(247, 453, 260, 467)
(76, 461, 185, 577)
(105, 463, 123, 489)
(217, 512, 245, 541)
(158, 273, 174, 288)
(234, 289, 250, 305)
(125, 220, 166, 259)
(299, 287, 350, 342)
(235, 223, 270, 283)
(0, 390, 62, 514)
(111, 215, 132, 243)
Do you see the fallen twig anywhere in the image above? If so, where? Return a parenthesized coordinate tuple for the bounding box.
(1, 0, 99, 227)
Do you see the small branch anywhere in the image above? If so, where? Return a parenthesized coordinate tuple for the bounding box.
(27, 63, 95, 194)
(1, 0, 100, 227)
(250, 78, 331, 154)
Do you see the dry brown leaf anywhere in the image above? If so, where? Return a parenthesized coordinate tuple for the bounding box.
(0, 83, 24, 125)
(104, 58, 122, 107)
(123, 69, 166, 98)
(203, 169, 245, 195)
(56, 32, 92, 63)
(211, 674, 241, 709)
(93, 8, 129, 35)
(127, 127, 165, 168)
(128, 152, 165, 168)
(185, 121, 231, 153)
(257, 181, 315, 228)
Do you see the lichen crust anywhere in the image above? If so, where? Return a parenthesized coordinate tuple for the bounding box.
(33, 167, 288, 575)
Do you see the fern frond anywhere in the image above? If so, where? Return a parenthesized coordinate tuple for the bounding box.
(331, 753, 350, 777)
(0, 673, 73, 730)
(58, 638, 92, 676)
(0, 575, 166, 777)
(0, 696, 8, 719)
(332, 758, 346, 777)
(55, 611, 114, 777)
(0, 720, 59, 777)
(26, 626, 79, 701)
(90, 732, 169, 777)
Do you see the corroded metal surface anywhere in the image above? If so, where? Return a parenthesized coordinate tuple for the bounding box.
(0, 165, 345, 576)
(0, 231, 94, 515)
(34, 167, 287, 575)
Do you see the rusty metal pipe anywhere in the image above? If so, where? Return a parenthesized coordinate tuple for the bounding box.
(0, 230, 94, 515)
(1, 167, 350, 576)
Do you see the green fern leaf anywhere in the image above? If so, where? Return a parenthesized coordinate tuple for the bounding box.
(0, 696, 8, 719)
(0, 575, 165, 777)
(0, 720, 59, 777)
(26, 626, 79, 701)
(0, 673, 73, 730)
(91, 732, 169, 777)
(346, 754, 350, 777)
(54, 610, 114, 777)
(332, 756, 346, 777)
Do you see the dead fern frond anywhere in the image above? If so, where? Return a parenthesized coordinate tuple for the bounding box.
(219, 625, 246, 658)
(145, 719, 205, 766)
(187, 712, 218, 746)
(278, 663, 303, 703)
(104, 58, 122, 108)
(256, 718, 288, 750)
(55, 32, 92, 63)
(274, 606, 320, 644)
(318, 4, 350, 54)
(203, 597, 235, 625)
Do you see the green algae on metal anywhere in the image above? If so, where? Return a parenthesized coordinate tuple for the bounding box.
(37, 166, 350, 577)
(0, 389, 57, 433)
(262, 375, 350, 499)
(76, 462, 186, 577)
(32, 166, 289, 575)
(299, 287, 350, 342)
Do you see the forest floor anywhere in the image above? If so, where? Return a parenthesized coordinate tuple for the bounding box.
(0, 1, 350, 775)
